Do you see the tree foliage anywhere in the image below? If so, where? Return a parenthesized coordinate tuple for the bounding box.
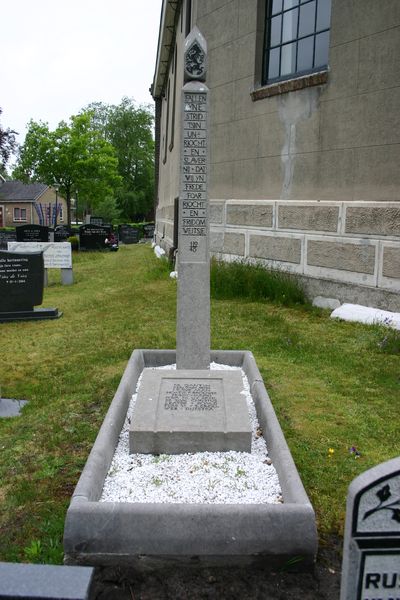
(13, 114, 121, 225)
(82, 98, 154, 221)
(0, 107, 17, 171)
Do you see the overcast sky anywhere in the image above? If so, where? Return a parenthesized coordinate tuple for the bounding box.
(1, 0, 163, 147)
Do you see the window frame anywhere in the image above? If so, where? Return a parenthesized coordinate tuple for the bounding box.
(13, 207, 27, 222)
(261, 0, 331, 87)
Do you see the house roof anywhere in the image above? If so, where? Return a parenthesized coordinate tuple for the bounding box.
(151, 0, 179, 99)
(0, 181, 48, 202)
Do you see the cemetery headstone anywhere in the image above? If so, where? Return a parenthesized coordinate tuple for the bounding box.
(129, 28, 251, 455)
(340, 456, 400, 600)
(0, 230, 16, 249)
(54, 224, 72, 242)
(8, 241, 73, 286)
(0, 250, 61, 321)
(176, 26, 210, 370)
(79, 224, 111, 250)
(143, 223, 155, 239)
(119, 224, 140, 244)
(90, 216, 104, 226)
(16, 224, 49, 242)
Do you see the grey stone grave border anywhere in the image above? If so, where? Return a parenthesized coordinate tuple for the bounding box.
(64, 349, 317, 568)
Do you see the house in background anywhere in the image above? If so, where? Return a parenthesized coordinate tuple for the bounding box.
(0, 180, 68, 228)
(151, 0, 400, 310)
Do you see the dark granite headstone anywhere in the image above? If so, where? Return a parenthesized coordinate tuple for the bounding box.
(0, 250, 61, 321)
(79, 224, 111, 250)
(118, 224, 140, 244)
(90, 216, 104, 226)
(0, 230, 17, 249)
(340, 456, 400, 600)
(16, 224, 49, 242)
(143, 223, 155, 239)
(54, 225, 72, 242)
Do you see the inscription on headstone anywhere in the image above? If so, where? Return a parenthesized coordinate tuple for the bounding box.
(143, 223, 155, 239)
(90, 216, 104, 226)
(130, 370, 251, 454)
(118, 224, 139, 244)
(164, 382, 218, 412)
(8, 242, 72, 269)
(0, 230, 17, 249)
(0, 250, 42, 311)
(79, 224, 111, 250)
(16, 224, 49, 242)
(340, 457, 400, 600)
(176, 27, 210, 370)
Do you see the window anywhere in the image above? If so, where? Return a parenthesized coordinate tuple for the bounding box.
(14, 207, 27, 222)
(263, 0, 331, 85)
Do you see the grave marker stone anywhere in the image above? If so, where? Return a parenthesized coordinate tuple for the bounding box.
(118, 224, 140, 244)
(0, 230, 16, 249)
(0, 250, 61, 321)
(176, 26, 210, 370)
(340, 456, 400, 600)
(79, 224, 111, 250)
(90, 216, 104, 226)
(16, 224, 49, 242)
(54, 224, 72, 242)
(129, 28, 252, 455)
(143, 223, 155, 239)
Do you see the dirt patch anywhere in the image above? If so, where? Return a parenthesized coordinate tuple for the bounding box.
(90, 537, 342, 600)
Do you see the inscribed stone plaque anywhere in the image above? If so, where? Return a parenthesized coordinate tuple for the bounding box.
(340, 457, 400, 600)
(129, 369, 252, 454)
(8, 242, 72, 269)
(0, 250, 43, 311)
(118, 224, 139, 244)
(79, 224, 111, 250)
(179, 86, 208, 263)
(16, 224, 49, 242)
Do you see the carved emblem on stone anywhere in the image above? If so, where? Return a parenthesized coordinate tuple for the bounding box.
(184, 26, 207, 82)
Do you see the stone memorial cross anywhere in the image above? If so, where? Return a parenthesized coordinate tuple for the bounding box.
(176, 26, 210, 370)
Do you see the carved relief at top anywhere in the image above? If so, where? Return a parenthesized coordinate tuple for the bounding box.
(184, 27, 207, 82)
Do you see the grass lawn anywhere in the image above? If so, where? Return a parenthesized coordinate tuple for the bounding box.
(0, 244, 398, 563)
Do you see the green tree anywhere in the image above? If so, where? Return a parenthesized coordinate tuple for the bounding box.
(95, 196, 121, 224)
(82, 98, 154, 221)
(0, 107, 17, 171)
(13, 113, 121, 225)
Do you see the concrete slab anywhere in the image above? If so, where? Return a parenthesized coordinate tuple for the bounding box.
(0, 398, 28, 418)
(64, 349, 317, 567)
(130, 369, 251, 454)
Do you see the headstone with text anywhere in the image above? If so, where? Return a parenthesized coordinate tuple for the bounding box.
(16, 224, 49, 242)
(143, 223, 155, 239)
(8, 242, 72, 270)
(0, 230, 17, 249)
(176, 26, 210, 370)
(90, 216, 104, 226)
(0, 250, 61, 321)
(340, 456, 400, 600)
(54, 225, 72, 242)
(79, 224, 111, 250)
(118, 224, 140, 244)
(129, 28, 251, 455)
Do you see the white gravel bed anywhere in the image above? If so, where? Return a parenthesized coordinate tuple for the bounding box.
(100, 363, 282, 504)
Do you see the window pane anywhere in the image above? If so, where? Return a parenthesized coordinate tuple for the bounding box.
(281, 42, 296, 76)
(284, 0, 298, 9)
(270, 15, 282, 46)
(271, 0, 283, 15)
(282, 8, 298, 43)
(314, 30, 330, 67)
(297, 35, 314, 71)
(298, 1, 316, 37)
(268, 47, 280, 79)
(316, 0, 331, 30)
